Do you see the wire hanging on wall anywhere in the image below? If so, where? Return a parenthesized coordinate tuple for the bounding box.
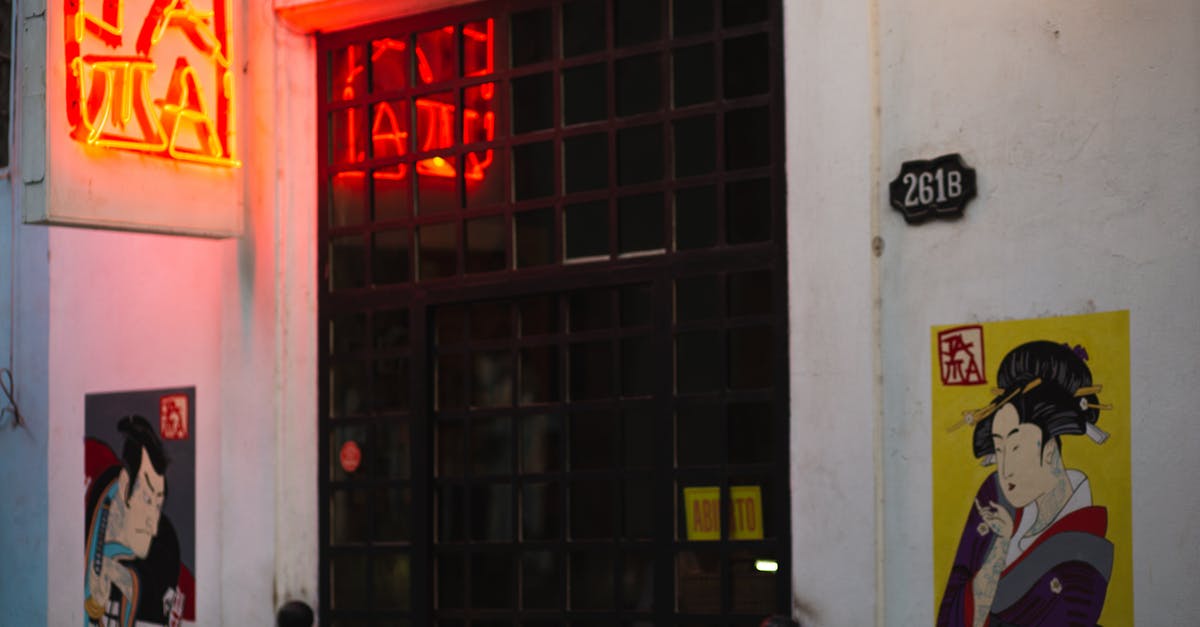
(0, 368, 25, 429)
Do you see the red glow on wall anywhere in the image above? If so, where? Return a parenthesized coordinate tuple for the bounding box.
(334, 19, 496, 184)
(64, 0, 239, 167)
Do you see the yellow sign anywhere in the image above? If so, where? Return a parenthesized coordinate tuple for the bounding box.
(683, 485, 764, 541)
(931, 311, 1131, 626)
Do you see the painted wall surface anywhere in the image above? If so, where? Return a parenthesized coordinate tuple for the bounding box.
(877, 2, 1200, 625)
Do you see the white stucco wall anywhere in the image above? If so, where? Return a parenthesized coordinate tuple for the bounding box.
(876, 1, 1200, 625)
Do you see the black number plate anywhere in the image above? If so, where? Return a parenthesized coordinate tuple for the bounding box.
(889, 153, 977, 223)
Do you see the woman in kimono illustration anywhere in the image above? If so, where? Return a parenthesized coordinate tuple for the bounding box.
(937, 341, 1114, 627)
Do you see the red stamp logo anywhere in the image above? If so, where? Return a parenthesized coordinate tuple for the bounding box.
(160, 394, 189, 440)
(340, 441, 362, 474)
(938, 325, 986, 386)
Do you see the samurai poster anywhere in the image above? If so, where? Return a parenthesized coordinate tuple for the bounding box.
(931, 311, 1132, 626)
(85, 388, 197, 627)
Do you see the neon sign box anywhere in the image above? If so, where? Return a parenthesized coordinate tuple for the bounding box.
(21, 0, 243, 236)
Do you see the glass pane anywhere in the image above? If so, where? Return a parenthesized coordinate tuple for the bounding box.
(617, 124, 663, 186)
(516, 208, 555, 268)
(729, 476, 776, 539)
(330, 489, 370, 544)
(372, 229, 411, 285)
(520, 414, 563, 473)
(564, 132, 609, 193)
(418, 222, 457, 280)
(570, 410, 617, 469)
(520, 295, 559, 336)
(471, 300, 511, 340)
(331, 235, 366, 291)
(374, 421, 412, 479)
(470, 415, 512, 475)
(472, 553, 516, 608)
(514, 141, 555, 200)
(676, 331, 722, 393)
(522, 481, 562, 540)
(416, 91, 456, 152)
(512, 72, 554, 134)
(677, 550, 721, 613)
(622, 550, 655, 610)
(618, 193, 664, 254)
(563, 63, 607, 125)
(417, 156, 459, 214)
(330, 553, 368, 609)
(466, 216, 507, 274)
(725, 107, 770, 170)
(437, 552, 466, 608)
(569, 341, 614, 400)
(672, 44, 714, 108)
(677, 404, 722, 466)
(624, 408, 655, 468)
(372, 309, 409, 349)
(436, 305, 467, 345)
(372, 356, 410, 410)
(329, 421, 365, 480)
(463, 19, 495, 77)
(620, 284, 652, 327)
(728, 269, 772, 317)
(564, 200, 609, 260)
(727, 178, 772, 243)
(521, 346, 560, 404)
(624, 479, 654, 539)
(522, 551, 561, 609)
(674, 115, 716, 178)
(437, 354, 467, 411)
(729, 325, 772, 389)
(331, 172, 367, 227)
(470, 483, 514, 541)
(371, 37, 410, 92)
(437, 484, 467, 541)
(416, 26, 457, 85)
(676, 275, 719, 322)
(563, 0, 606, 58)
(330, 360, 367, 416)
(731, 551, 776, 613)
(571, 479, 616, 539)
(570, 550, 615, 609)
(728, 402, 772, 464)
(723, 0, 768, 26)
(374, 552, 412, 609)
(620, 336, 655, 396)
(472, 350, 514, 408)
(373, 167, 412, 222)
(331, 107, 367, 164)
(724, 33, 769, 98)
(374, 487, 411, 542)
(673, 0, 713, 37)
(464, 86, 504, 208)
(616, 54, 661, 117)
(371, 100, 410, 159)
(437, 420, 465, 477)
(675, 185, 718, 250)
(330, 312, 367, 354)
(511, 9, 552, 66)
(615, 0, 661, 47)
(330, 44, 367, 102)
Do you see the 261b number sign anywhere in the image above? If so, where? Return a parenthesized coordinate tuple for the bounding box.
(889, 153, 977, 223)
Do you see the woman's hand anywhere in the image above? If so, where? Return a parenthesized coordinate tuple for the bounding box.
(976, 499, 1014, 540)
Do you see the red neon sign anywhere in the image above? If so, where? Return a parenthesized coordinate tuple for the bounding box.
(335, 20, 496, 183)
(65, 0, 239, 167)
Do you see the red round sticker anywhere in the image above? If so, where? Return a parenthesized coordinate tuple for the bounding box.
(340, 441, 362, 473)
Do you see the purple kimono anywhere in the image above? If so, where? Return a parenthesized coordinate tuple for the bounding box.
(937, 473, 1113, 626)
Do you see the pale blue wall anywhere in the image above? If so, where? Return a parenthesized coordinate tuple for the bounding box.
(0, 177, 50, 624)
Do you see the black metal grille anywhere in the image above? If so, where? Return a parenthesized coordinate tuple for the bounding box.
(318, 0, 788, 624)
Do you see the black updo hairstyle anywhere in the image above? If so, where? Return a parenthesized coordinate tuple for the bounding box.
(971, 340, 1102, 460)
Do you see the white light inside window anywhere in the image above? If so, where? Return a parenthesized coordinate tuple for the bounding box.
(754, 559, 779, 573)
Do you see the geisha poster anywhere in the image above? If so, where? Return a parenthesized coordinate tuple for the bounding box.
(85, 388, 197, 626)
(931, 311, 1132, 626)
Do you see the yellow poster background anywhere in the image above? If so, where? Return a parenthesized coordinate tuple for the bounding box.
(930, 311, 1131, 625)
